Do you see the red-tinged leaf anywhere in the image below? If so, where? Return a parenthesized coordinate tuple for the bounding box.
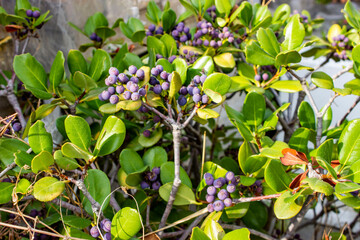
(311, 156, 319, 168)
(5, 25, 23, 32)
(331, 160, 340, 168)
(322, 177, 336, 187)
(280, 148, 308, 166)
(129, 44, 135, 52)
(289, 170, 308, 189)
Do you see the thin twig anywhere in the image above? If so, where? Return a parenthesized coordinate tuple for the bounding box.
(182, 106, 198, 128)
(0, 162, 17, 178)
(332, 64, 353, 81)
(233, 194, 281, 203)
(337, 96, 360, 127)
(179, 214, 206, 240)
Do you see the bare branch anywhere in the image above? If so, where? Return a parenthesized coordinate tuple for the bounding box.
(233, 194, 281, 204)
(332, 64, 353, 81)
(337, 96, 360, 127)
(0, 162, 17, 178)
(179, 214, 206, 240)
(182, 106, 198, 128)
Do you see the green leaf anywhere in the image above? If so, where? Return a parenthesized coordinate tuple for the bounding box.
(213, 53, 235, 73)
(303, 178, 334, 196)
(335, 182, 360, 194)
(335, 193, 360, 209)
(0, 139, 30, 167)
(229, 76, 252, 93)
(298, 101, 316, 130)
(94, 116, 125, 156)
(33, 177, 65, 202)
(160, 162, 192, 188)
(192, 56, 214, 75)
(238, 141, 252, 174)
(215, 0, 232, 16)
(190, 227, 211, 240)
(317, 139, 333, 164)
(82, 169, 111, 215)
(62, 215, 91, 229)
(270, 80, 302, 93)
(73, 72, 97, 91)
(88, 49, 111, 82)
(274, 191, 303, 219)
(31, 151, 54, 174)
(15, 178, 30, 194)
(236, 2, 252, 27)
(143, 146, 167, 170)
(28, 121, 53, 154)
(159, 182, 197, 205)
(273, 4, 291, 23)
(242, 91, 265, 131)
(203, 73, 231, 96)
(138, 128, 162, 147)
(162, 9, 177, 32)
(322, 106, 332, 131)
(244, 155, 267, 175)
(242, 201, 268, 230)
(49, 51, 65, 91)
(146, 0, 162, 25)
(343, 0, 360, 30)
(289, 127, 312, 154)
(64, 227, 95, 240)
(172, 58, 188, 84)
(120, 149, 144, 174)
(84, 12, 108, 36)
(0, 182, 14, 204)
(14, 150, 33, 169)
(65, 115, 91, 151)
(111, 207, 142, 240)
(54, 150, 80, 170)
(223, 229, 250, 240)
(311, 71, 334, 89)
(245, 41, 275, 66)
(61, 142, 93, 162)
(281, 15, 305, 51)
(160, 34, 177, 57)
(13, 54, 52, 99)
(275, 50, 301, 66)
(197, 108, 220, 119)
(225, 202, 249, 219)
(338, 120, 360, 166)
(257, 28, 280, 57)
(169, 71, 182, 98)
(203, 220, 225, 240)
(95, 26, 116, 40)
(67, 50, 87, 75)
(265, 160, 291, 192)
(225, 105, 254, 142)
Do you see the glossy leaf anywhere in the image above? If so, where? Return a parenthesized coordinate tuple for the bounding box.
(203, 220, 225, 240)
(335, 182, 360, 194)
(33, 177, 65, 202)
(225, 104, 254, 142)
(257, 28, 279, 57)
(311, 71, 334, 89)
(289, 127, 312, 154)
(223, 229, 250, 240)
(281, 15, 305, 50)
(159, 182, 197, 205)
(275, 50, 301, 66)
(28, 121, 53, 154)
(192, 56, 214, 74)
(303, 178, 334, 196)
(298, 101, 316, 130)
(265, 160, 292, 192)
(49, 51, 65, 91)
(67, 50, 87, 75)
(270, 80, 302, 93)
(190, 227, 211, 240)
(213, 53, 235, 72)
(197, 108, 220, 119)
(245, 41, 275, 66)
(31, 151, 54, 174)
(0, 182, 14, 204)
(169, 71, 182, 98)
(54, 150, 80, 170)
(111, 207, 142, 240)
(88, 49, 111, 82)
(338, 120, 360, 166)
(61, 142, 93, 161)
(143, 146, 167, 170)
(119, 149, 144, 175)
(73, 71, 97, 91)
(160, 162, 192, 188)
(274, 191, 303, 219)
(65, 115, 91, 151)
(242, 91, 265, 131)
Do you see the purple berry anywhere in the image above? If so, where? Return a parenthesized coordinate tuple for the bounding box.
(203, 40, 209, 46)
(155, 27, 163, 35)
(351, 190, 359, 197)
(167, 73, 173, 82)
(104, 232, 111, 240)
(168, 55, 177, 63)
(156, 54, 163, 60)
(187, 86, 194, 96)
(12, 122, 21, 132)
(149, 76, 159, 85)
(108, 86, 115, 95)
(33, 10, 40, 18)
(96, 36, 102, 42)
(29, 209, 38, 217)
(227, 184, 236, 193)
(130, 76, 139, 84)
(213, 179, 224, 188)
(153, 84, 162, 94)
(141, 181, 150, 189)
(202, 94, 209, 104)
(180, 35, 188, 42)
(108, 75, 117, 85)
(217, 189, 229, 200)
(206, 194, 215, 203)
(255, 75, 261, 81)
(338, 42, 345, 48)
(204, 173, 214, 185)
(2, 178, 11, 183)
(193, 87, 200, 95)
(131, 92, 140, 100)
(153, 115, 161, 123)
(151, 68, 159, 76)
(200, 75, 207, 84)
(193, 94, 202, 103)
(109, 67, 119, 76)
(129, 84, 139, 93)
(136, 69, 145, 79)
(172, 30, 179, 37)
(128, 65, 137, 75)
(213, 200, 224, 211)
(156, 65, 164, 72)
(228, 37, 234, 43)
(224, 198, 232, 207)
(26, 10, 33, 18)
(116, 85, 125, 94)
(123, 91, 131, 100)
(210, 40, 216, 47)
(161, 82, 170, 91)
(193, 76, 201, 84)
(179, 86, 188, 95)
(152, 181, 161, 190)
(147, 172, 157, 182)
(109, 95, 119, 104)
(139, 88, 146, 96)
(102, 219, 111, 232)
(90, 33, 97, 41)
(143, 130, 151, 138)
(207, 203, 214, 212)
(207, 186, 217, 195)
(148, 24, 156, 32)
(102, 91, 111, 100)
(262, 73, 269, 81)
(178, 95, 187, 106)
(90, 226, 100, 238)
(118, 73, 129, 83)
(98, 93, 104, 101)
(225, 171, 235, 183)
(160, 71, 168, 80)
(152, 167, 160, 175)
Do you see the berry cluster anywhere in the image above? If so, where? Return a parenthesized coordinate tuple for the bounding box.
(206, 5, 217, 21)
(204, 172, 239, 212)
(192, 21, 234, 48)
(89, 33, 103, 43)
(332, 34, 351, 60)
(155, 54, 177, 63)
(254, 73, 269, 82)
(26, 9, 41, 19)
(146, 24, 164, 36)
(180, 49, 199, 65)
(3, 119, 22, 135)
(90, 219, 112, 240)
(140, 167, 162, 190)
(171, 22, 192, 43)
(98, 66, 146, 104)
(177, 73, 210, 106)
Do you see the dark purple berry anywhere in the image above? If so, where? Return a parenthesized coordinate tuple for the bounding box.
(96, 36, 102, 42)
(136, 69, 145, 79)
(143, 130, 151, 138)
(224, 198, 232, 207)
(141, 181, 150, 189)
(29, 209, 38, 217)
(90, 226, 100, 238)
(178, 95, 187, 106)
(118, 73, 129, 83)
(12, 122, 21, 132)
(148, 24, 156, 32)
(128, 65, 137, 75)
(200, 75, 207, 84)
(227, 184, 236, 193)
(152, 167, 160, 175)
(213, 200, 224, 211)
(153, 84, 162, 94)
(139, 88, 146, 96)
(204, 173, 214, 185)
(193, 87, 200, 95)
(149, 76, 159, 85)
(193, 75, 201, 84)
(98, 93, 104, 101)
(109, 95, 119, 104)
(179, 86, 188, 95)
(206, 194, 215, 203)
(187, 86, 194, 96)
(26, 10, 33, 18)
(168, 55, 177, 63)
(33, 10, 40, 18)
(104, 232, 111, 240)
(203, 39, 209, 46)
(156, 65, 164, 72)
(180, 35, 188, 42)
(129, 84, 139, 93)
(90, 33, 97, 41)
(130, 76, 139, 84)
(155, 27, 163, 35)
(153, 115, 161, 123)
(207, 203, 214, 212)
(156, 54, 163, 60)
(152, 181, 161, 190)
(147, 172, 157, 182)
(2, 178, 11, 183)
(151, 68, 159, 76)
(207, 186, 216, 195)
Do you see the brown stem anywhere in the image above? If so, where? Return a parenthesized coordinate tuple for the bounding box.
(337, 96, 360, 127)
